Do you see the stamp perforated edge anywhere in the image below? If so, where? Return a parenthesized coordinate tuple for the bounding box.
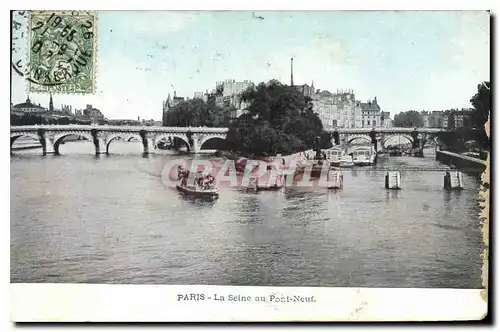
(26, 10, 98, 96)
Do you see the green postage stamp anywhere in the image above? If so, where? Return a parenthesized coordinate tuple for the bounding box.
(27, 11, 97, 94)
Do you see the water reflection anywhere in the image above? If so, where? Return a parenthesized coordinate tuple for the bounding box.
(443, 190, 463, 214)
(385, 190, 401, 202)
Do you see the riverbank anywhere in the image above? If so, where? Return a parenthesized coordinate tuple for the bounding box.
(436, 150, 487, 174)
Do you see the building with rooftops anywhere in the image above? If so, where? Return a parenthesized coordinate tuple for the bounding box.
(311, 89, 362, 129)
(359, 97, 383, 128)
(11, 97, 47, 114)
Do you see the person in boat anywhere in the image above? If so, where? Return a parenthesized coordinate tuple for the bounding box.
(195, 172, 206, 187)
(177, 166, 190, 186)
(203, 174, 215, 189)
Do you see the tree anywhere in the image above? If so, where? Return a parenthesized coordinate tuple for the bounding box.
(437, 82, 490, 152)
(227, 80, 331, 157)
(468, 81, 490, 149)
(393, 111, 424, 127)
(470, 81, 490, 129)
(58, 117, 70, 125)
(164, 98, 235, 128)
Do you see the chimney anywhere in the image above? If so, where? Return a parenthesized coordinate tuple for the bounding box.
(290, 57, 294, 86)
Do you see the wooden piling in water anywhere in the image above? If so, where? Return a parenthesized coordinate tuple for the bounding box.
(444, 171, 464, 190)
(385, 171, 401, 190)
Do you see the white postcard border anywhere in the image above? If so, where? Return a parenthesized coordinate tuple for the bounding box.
(10, 283, 487, 322)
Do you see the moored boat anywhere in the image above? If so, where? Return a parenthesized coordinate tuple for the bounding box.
(352, 147, 376, 166)
(323, 147, 344, 167)
(338, 155, 354, 168)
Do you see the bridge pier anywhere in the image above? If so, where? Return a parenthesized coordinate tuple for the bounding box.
(92, 131, 107, 155)
(142, 133, 156, 154)
(42, 135, 56, 155)
(191, 134, 201, 154)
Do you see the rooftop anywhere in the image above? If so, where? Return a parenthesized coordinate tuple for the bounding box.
(12, 98, 45, 110)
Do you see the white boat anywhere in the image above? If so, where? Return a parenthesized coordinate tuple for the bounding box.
(323, 148, 344, 167)
(338, 155, 354, 168)
(352, 147, 376, 166)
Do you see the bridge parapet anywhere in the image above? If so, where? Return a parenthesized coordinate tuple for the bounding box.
(326, 127, 447, 134)
(10, 125, 229, 133)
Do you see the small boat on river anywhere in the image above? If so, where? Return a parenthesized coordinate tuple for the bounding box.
(176, 167, 219, 199)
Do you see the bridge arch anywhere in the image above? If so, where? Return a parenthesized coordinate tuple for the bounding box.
(199, 135, 227, 150)
(347, 135, 372, 145)
(106, 133, 143, 154)
(53, 131, 95, 155)
(381, 134, 413, 148)
(10, 133, 42, 149)
(154, 134, 191, 151)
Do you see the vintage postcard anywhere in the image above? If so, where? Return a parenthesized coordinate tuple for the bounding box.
(10, 10, 490, 322)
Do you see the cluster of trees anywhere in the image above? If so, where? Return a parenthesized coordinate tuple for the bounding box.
(435, 81, 490, 152)
(393, 111, 424, 128)
(469, 81, 490, 132)
(164, 98, 236, 128)
(225, 80, 332, 157)
(459, 81, 490, 150)
(11, 113, 95, 126)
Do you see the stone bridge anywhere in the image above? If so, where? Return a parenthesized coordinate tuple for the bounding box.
(11, 125, 448, 155)
(10, 125, 229, 155)
(325, 127, 447, 150)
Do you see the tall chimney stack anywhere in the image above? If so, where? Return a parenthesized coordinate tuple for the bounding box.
(290, 57, 294, 86)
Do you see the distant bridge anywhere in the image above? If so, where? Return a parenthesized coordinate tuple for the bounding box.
(10, 125, 448, 155)
(325, 127, 447, 149)
(10, 125, 228, 155)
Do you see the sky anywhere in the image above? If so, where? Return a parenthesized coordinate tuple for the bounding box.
(11, 10, 490, 120)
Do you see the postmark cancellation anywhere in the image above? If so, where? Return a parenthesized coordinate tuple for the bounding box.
(27, 11, 97, 94)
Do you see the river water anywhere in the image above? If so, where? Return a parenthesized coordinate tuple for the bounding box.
(11, 141, 485, 288)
